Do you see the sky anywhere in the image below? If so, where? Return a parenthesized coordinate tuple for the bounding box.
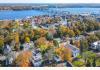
(0, 0, 100, 3)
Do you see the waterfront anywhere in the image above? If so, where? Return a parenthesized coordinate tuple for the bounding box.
(0, 8, 100, 20)
(0, 4, 100, 67)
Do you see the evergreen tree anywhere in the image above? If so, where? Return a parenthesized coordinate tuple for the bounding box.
(86, 60, 91, 67)
(92, 58, 96, 67)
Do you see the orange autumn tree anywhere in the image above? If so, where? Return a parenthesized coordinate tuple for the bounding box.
(55, 44, 72, 62)
(73, 40, 80, 48)
(38, 28, 47, 37)
(35, 37, 53, 54)
(64, 47, 72, 62)
(15, 51, 32, 67)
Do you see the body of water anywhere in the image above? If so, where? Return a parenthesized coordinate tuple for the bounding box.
(0, 8, 100, 20)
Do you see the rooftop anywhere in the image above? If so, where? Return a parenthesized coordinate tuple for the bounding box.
(92, 41, 100, 46)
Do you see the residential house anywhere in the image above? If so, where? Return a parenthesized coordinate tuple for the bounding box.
(3, 44, 12, 55)
(60, 42, 80, 58)
(23, 41, 34, 51)
(67, 44, 80, 58)
(90, 41, 100, 51)
(55, 61, 67, 67)
(4, 51, 19, 66)
(53, 56, 62, 63)
(31, 49, 43, 67)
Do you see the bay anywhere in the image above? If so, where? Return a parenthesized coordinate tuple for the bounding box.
(0, 8, 100, 20)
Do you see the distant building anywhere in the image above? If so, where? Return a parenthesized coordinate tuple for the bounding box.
(59, 19, 67, 26)
(80, 13, 91, 16)
(96, 17, 100, 22)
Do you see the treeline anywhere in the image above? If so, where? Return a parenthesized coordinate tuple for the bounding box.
(0, 6, 48, 10)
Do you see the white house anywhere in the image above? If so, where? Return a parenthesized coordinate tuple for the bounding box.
(23, 41, 34, 51)
(31, 49, 43, 67)
(90, 41, 100, 51)
(67, 44, 80, 58)
(53, 56, 62, 63)
(3, 44, 12, 55)
(60, 42, 80, 58)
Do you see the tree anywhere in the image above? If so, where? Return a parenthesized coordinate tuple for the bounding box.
(14, 51, 32, 67)
(0, 37, 4, 53)
(15, 20, 20, 28)
(35, 37, 51, 54)
(78, 23, 87, 33)
(68, 30, 75, 37)
(14, 32, 19, 44)
(83, 51, 96, 66)
(92, 58, 96, 67)
(95, 32, 100, 39)
(73, 40, 80, 48)
(94, 22, 100, 30)
(95, 58, 100, 67)
(87, 23, 94, 31)
(87, 34, 99, 43)
(73, 61, 85, 67)
(37, 28, 47, 37)
(25, 36, 30, 43)
(64, 47, 72, 62)
(32, 28, 47, 41)
(53, 40, 59, 48)
(14, 43, 20, 51)
(23, 22, 29, 29)
(86, 59, 91, 67)
(55, 45, 72, 62)
(19, 32, 25, 44)
(46, 32, 53, 41)
(74, 29, 81, 36)
(80, 39, 89, 55)
(57, 25, 70, 37)
(28, 30, 35, 41)
(0, 37, 4, 47)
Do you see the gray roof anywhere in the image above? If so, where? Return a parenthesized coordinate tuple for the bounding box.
(66, 44, 79, 52)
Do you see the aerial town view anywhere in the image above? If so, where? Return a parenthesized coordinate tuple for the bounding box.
(0, 3, 100, 67)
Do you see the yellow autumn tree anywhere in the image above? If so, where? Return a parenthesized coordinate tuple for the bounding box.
(25, 36, 30, 43)
(0, 36, 4, 53)
(35, 37, 53, 53)
(58, 25, 70, 37)
(68, 30, 75, 37)
(55, 44, 72, 62)
(74, 29, 81, 36)
(14, 32, 19, 44)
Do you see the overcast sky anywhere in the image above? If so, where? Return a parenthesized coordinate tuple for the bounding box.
(0, 0, 100, 3)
